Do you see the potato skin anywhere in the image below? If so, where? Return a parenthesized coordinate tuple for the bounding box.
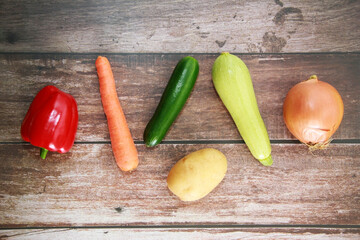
(167, 148, 227, 201)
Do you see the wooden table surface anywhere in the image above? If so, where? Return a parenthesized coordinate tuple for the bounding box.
(1, 0, 359, 239)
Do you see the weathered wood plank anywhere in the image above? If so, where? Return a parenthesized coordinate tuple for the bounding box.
(1, 227, 360, 240)
(0, 143, 359, 227)
(0, 0, 359, 53)
(1, 53, 359, 142)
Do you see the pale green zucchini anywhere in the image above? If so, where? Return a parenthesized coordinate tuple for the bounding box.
(212, 52, 272, 166)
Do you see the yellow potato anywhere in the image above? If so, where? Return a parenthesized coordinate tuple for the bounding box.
(167, 148, 227, 201)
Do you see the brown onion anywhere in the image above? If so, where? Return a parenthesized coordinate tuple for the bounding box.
(283, 75, 344, 149)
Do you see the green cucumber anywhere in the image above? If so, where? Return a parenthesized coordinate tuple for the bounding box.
(144, 56, 199, 147)
(212, 52, 272, 166)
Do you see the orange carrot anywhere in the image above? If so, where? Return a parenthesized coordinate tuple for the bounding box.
(95, 56, 139, 171)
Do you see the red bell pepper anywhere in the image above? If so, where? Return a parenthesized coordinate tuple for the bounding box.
(21, 85, 78, 159)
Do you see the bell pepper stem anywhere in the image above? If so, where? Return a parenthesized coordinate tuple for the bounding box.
(40, 148, 48, 159)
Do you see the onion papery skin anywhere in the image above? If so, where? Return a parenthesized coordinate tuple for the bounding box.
(283, 75, 344, 147)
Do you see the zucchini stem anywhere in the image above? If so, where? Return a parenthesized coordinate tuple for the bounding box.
(259, 155, 273, 166)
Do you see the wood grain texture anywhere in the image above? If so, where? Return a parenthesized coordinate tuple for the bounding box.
(0, 0, 359, 237)
(1, 53, 359, 142)
(1, 227, 360, 240)
(0, 0, 359, 53)
(0, 143, 359, 227)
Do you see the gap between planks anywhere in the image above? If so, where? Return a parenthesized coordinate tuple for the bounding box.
(0, 52, 360, 56)
(1, 224, 360, 230)
(1, 139, 360, 145)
